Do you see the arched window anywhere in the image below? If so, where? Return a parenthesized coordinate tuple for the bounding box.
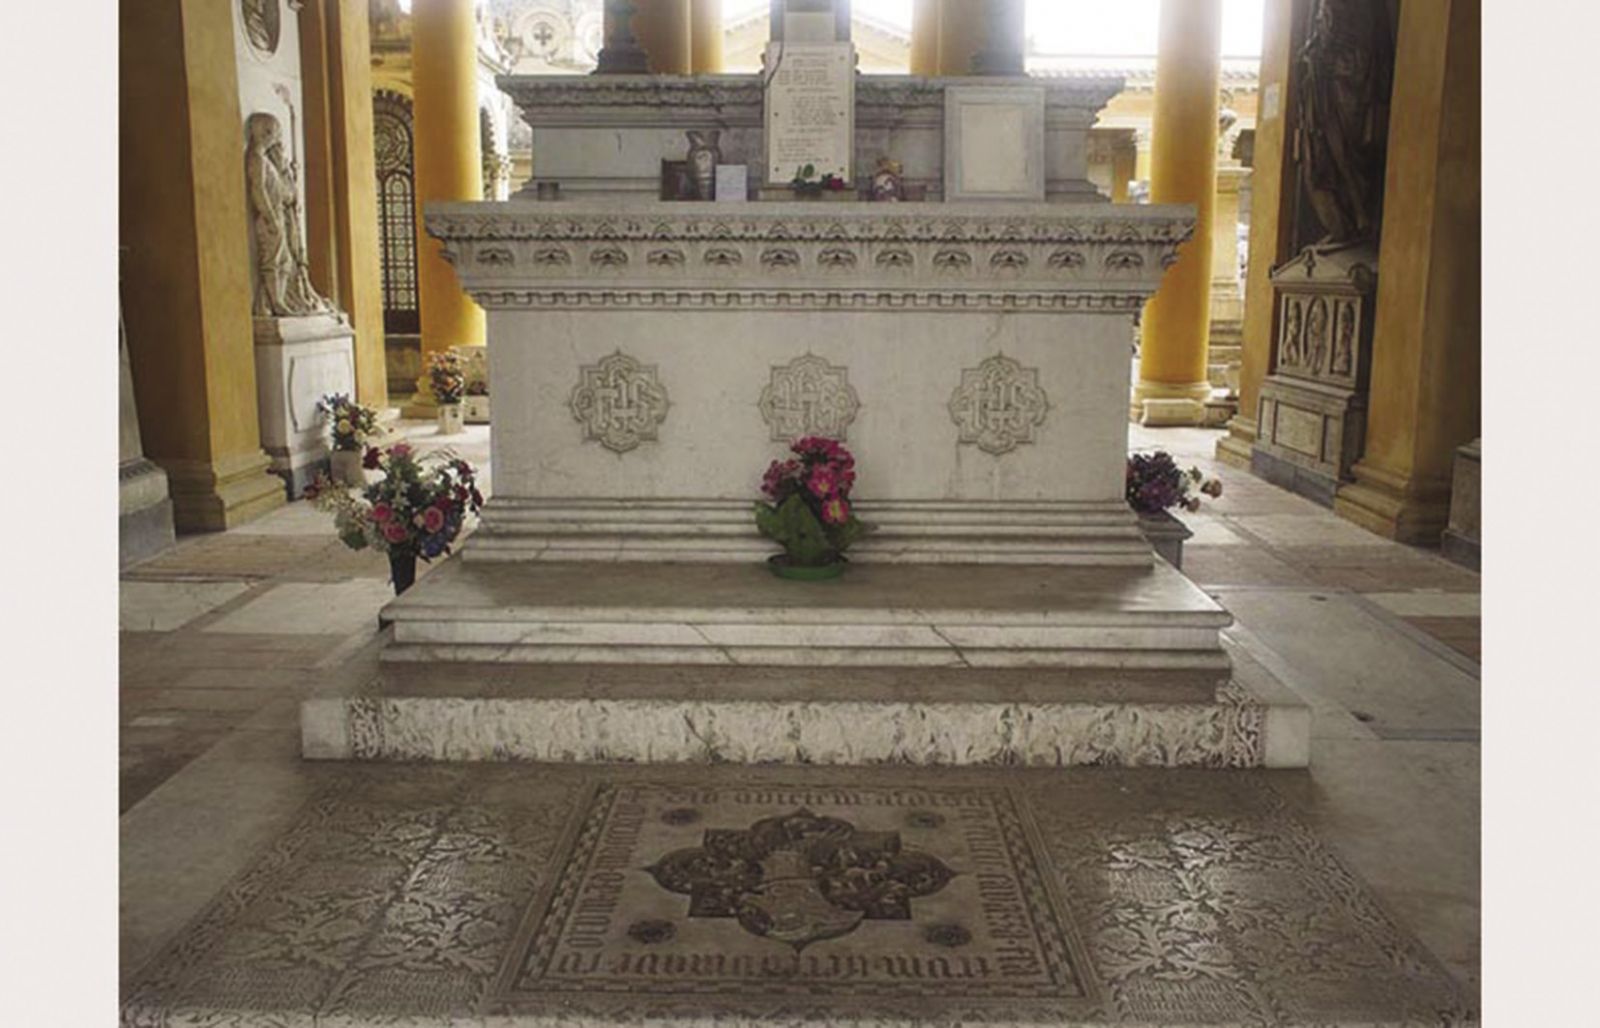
(373, 89, 419, 334)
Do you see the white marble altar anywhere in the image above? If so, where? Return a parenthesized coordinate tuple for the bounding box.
(426, 200, 1193, 564)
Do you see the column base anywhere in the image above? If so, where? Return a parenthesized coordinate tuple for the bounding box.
(1214, 416, 1257, 469)
(119, 457, 176, 567)
(1132, 379, 1214, 426)
(1333, 461, 1453, 545)
(157, 451, 286, 533)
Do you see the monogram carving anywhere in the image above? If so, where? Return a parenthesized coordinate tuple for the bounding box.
(948, 355, 1051, 456)
(759, 354, 862, 442)
(569, 351, 670, 454)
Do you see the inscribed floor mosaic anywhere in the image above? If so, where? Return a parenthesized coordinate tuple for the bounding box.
(121, 765, 1472, 1027)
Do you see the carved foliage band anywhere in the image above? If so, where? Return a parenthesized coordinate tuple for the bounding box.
(759, 355, 861, 442)
(569, 351, 670, 454)
(949, 355, 1051, 456)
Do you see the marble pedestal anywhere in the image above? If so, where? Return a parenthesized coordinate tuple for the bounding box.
(302, 561, 1310, 768)
(1442, 438, 1481, 570)
(253, 313, 357, 497)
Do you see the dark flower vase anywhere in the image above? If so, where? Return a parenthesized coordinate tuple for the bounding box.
(389, 549, 418, 595)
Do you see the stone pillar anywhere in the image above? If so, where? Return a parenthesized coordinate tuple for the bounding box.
(410, 0, 486, 415)
(936, 0, 985, 75)
(1207, 164, 1250, 397)
(119, 0, 285, 532)
(300, 0, 389, 407)
(689, 0, 724, 73)
(596, 1, 650, 73)
(634, 0, 692, 74)
(1334, 0, 1480, 543)
(972, 0, 1026, 76)
(1216, 0, 1301, 468)
(910, 0, 939, 75)
(1133, 0, 1222, 426)
(1110, 134, 1138, 203)
(120, 300, 175, 566)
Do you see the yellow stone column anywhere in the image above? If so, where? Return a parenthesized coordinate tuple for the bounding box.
(1334, 0, 1480, 542)
(910, 0, 939, 75)
(119, 0, 284, 531)
(1134, 128, 1152, 183)
(1133, 0, 1222, 426)
(634, 0, 692, 74)
(936, 0, 986, 76)
(300, 0, 389, 407)
(410, 0, 485, 415)
(1217, 0, 1300, 468)
(689, 0, 724, 73)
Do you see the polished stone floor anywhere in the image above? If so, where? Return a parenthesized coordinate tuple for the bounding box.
(120, 422, 1481, 1025)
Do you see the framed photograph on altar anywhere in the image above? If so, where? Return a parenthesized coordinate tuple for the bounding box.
(659, 160, 695, 201)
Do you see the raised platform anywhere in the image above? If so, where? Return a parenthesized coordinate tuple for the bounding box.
(301, 561, 1310, 768)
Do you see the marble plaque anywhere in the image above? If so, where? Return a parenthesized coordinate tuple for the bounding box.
(763, 43, 855, 185)
(498, 781, 1097, 1020)
(944, 86, 1046, 201)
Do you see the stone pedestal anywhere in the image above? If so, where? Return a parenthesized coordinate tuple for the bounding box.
(457, 344, 491, 423)
(120, 308, 174, 566)
(1441, 438, 1480, 570)
(253, 313, 357, 497)
(1252, 245, 1377, 507)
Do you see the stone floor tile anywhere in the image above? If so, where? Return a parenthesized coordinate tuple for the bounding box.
(119, 579, 253, 632)
(1403, 616, 1483, 662)
(1179, 545, 1314, 588)
(203, 579, 396, 637)
(1227, 512, 1396, 549)
(1364, 590, 1482, 617)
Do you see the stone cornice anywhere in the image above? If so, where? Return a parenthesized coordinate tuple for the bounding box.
(425, 201, 1193, 312)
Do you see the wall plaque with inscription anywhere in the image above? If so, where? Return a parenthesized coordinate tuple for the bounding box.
(763, 42, 855, 186)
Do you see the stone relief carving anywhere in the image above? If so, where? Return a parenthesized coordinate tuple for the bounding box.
(569, 351, 670, 454)
(241, 0, 281, 57)
(933, 249, 973, 272)
(1305, 296, 1330, 374)
(948, 355, 1051, 456)
(1294, 0, 1395, 248)
(1281, 298, 1304, 367)
(245, 112, 333, 318)
(1104, 250, 1145, 272)
(590, 245, 629, 267)
(704, 246, 743, 267)
(759, 354, 862, 442)
(1048, 249, 1086, 271)
(875, 248, 914, 269)
(817, 247, 858, 269)
(761, 247, 801, 269)
(531, 246, 571, 266)
(1330, 300, 1355, 377)
(478, 246, 515, 267)
(990, 250, 1030, 270)
(647, 247, 686, 267)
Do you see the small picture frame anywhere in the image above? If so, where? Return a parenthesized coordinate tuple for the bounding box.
(660, 160, 695, 201)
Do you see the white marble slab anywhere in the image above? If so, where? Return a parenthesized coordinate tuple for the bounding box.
(120, 580, 253, 632)
(204, 579, 395, 637)
(1363, 591, 1481, 618)
(1229, 512, 1394, 549)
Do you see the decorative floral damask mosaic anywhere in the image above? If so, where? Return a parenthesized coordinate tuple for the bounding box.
(121, 765, 1474, 1027)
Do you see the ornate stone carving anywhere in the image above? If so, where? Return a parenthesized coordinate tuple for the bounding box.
(933, 249, 972, 272)
(1104, 250, 1145, 272)
(1281, 297, 1305, 368)
(990, 250, 1029, 270)
(1293, 0, 1395, 248)
(569, 351, 670, 454)
(817, 246, 858, 269)
(245, 113, 333, 317)
(531, 246, 571, 267)
(761, 247, 801, 269)
(1048, 249, 1086, 271)
(477, 246, 514, 267)
(590, 244, 629, 268)
(703, 246, 743, 267)
(241, 0, 281, 57)
(1305, 296, 1330, 375)
(875, 248, 914, 269)
(1330, 300, 1356, 377)
(759, 354, 862, 442)
(647, 247, 686, 267)
(948, 355, 1051, 456)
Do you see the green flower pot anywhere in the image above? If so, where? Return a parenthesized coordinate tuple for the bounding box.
(767, 555, 845, 581)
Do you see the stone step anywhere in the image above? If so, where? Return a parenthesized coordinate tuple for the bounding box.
(302, 644, 1307, 768)
(378, 559, 1233, 670)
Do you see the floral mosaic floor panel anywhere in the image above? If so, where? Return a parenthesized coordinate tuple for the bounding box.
(121, 765, 1473, 1027)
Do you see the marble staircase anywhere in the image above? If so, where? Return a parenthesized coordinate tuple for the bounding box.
(301, 561, 1311, 768)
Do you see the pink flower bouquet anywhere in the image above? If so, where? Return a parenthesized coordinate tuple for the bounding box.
(305, 442, 484, 561)
(755, 436, 871, 570)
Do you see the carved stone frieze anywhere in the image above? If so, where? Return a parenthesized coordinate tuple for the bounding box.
(759, 354, 862, 442)
(425, 202, 1194, 313)
(948, 355, 1051, 456)
(569, 351, 670, 454)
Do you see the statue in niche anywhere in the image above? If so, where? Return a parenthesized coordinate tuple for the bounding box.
(1281, 300, 1304, 367)
(241, 0, 281, 56)
(1293, 0, 1394, 249)
(1330, 302, 1355, 376)
(685, 131, 722, 201)
(245, 112, 332, 318)
(1305, 297, 1330, 374)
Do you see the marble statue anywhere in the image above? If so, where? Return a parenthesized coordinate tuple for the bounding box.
(245, 113, 332, 318)
(241, 0, 280, 56)
(1293, 0, 1394, 249)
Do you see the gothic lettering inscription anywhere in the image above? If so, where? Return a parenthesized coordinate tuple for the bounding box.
(569, 351, 670, 453)
(504, 783, 1089, 1010)
(948, 355, 1051, 456)
(759, 354, 861, 441)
